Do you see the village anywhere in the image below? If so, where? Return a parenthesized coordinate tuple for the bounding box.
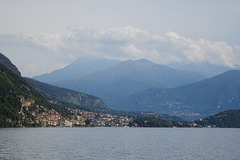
(18, 95, 132, 127)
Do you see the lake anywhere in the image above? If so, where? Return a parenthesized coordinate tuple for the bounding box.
(0, 128, 239, 160)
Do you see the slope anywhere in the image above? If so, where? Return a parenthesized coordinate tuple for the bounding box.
(25, 78, 109, 111)
(169, 62, 234, 77)
(34, 57, 120, 83)
(25, 78, 184, 122)
(0, 53, 183, 123)
(0, 52, 21, 76)
(195, 109, 240, 128)
(122, 70, 240, 120)
(0, 63, 70, 127)
(53, 59, 205, 109)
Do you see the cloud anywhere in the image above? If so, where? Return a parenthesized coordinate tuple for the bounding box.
(0, 33, 65, 51)
(166, 31, 239, 67)
(122, 44, 143, 58)
(33, 33, 64, 52)
(1, 26, 240, 76)
(98, 26, 152, 43)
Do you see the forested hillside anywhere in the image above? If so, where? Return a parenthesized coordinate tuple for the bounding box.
(122, 70, 240, 120)
(0, 63, 69, 127)
(25, 78, 109, 111)
(195, 110, 240, 128)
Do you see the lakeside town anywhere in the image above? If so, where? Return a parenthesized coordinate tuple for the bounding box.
(7, 95, 223, 128)
(17, 95, 132, 127)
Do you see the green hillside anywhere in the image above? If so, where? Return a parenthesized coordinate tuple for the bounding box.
(25, 78, 109, 111)
(195, 109, 240, 128)
(0, 63, 70, 127)
(0, 52, 21, 76)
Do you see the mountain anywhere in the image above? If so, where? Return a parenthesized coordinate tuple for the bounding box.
(52, 59, 205, 109)
(168, 62, 235, 77)
(121, 70, 240, 120)
(33, 57, 120, 83)
(195, 109, 240, 128)
(0, 53, 182, 126)
(0, 62, 70, 127)
(0, 52, 21, 76)
(25, 78, 184, 122)
(25, 78, 109, 112)
(0, 53, 110, 112)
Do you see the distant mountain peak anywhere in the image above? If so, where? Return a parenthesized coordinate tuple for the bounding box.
(222, 69, 240, 75)
(53, 58, 206, 111)
(114, 59, 165, 70)
(123, 59, 155, 64)
(133, 59, 152, 63)
(168, 61, 236, 77)
(33, 57, 120, 83)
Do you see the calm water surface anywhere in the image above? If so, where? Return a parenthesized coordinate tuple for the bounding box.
(0, 128, 239, 160)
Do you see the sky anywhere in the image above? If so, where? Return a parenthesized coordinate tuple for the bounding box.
(0, 0, 240, 77)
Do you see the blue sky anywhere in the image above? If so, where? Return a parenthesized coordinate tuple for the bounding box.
(0, 0, 240, 77)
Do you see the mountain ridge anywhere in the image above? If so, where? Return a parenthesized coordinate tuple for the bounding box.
(34, 57, 120, 83)
(194, 109, 240, 128)
(122, 70, 240, 120)
(169, 62, 235, 77)
(0, 52, 21, 76)
(0, 53, 183, 124)
(52, 59, 205, 109)
(25, 78, 109, 111)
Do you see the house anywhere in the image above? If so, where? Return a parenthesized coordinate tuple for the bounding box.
(64, 120, 73, 127)
(6, 118, 11, 123)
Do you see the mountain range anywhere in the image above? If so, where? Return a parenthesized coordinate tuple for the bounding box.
(34, 57, 240, 120)
(3, 51, 240, 127)
(33, 56, 240, 120)
(2, 50, 240, 121)
(52, 59, 205, 108)
(25, 77, 183, 122)
(34, 57, 238, 83)
(169, 62, 234, 77)
(0, 53, 113, 126)
(34, 57, 120, 83)
(1, 53, 240, 127)
(0, 53, 182, 122)
(121, 70, 240, 119)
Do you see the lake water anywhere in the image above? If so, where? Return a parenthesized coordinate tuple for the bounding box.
(0, 128, 239, 160)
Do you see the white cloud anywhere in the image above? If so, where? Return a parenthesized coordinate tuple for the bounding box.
(165, 32, 238, 67)
(122, 44, 143, 58)
(1, 26, 240, 76)
(32, 33, 64, 52)
(98, 26, 152, 43)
